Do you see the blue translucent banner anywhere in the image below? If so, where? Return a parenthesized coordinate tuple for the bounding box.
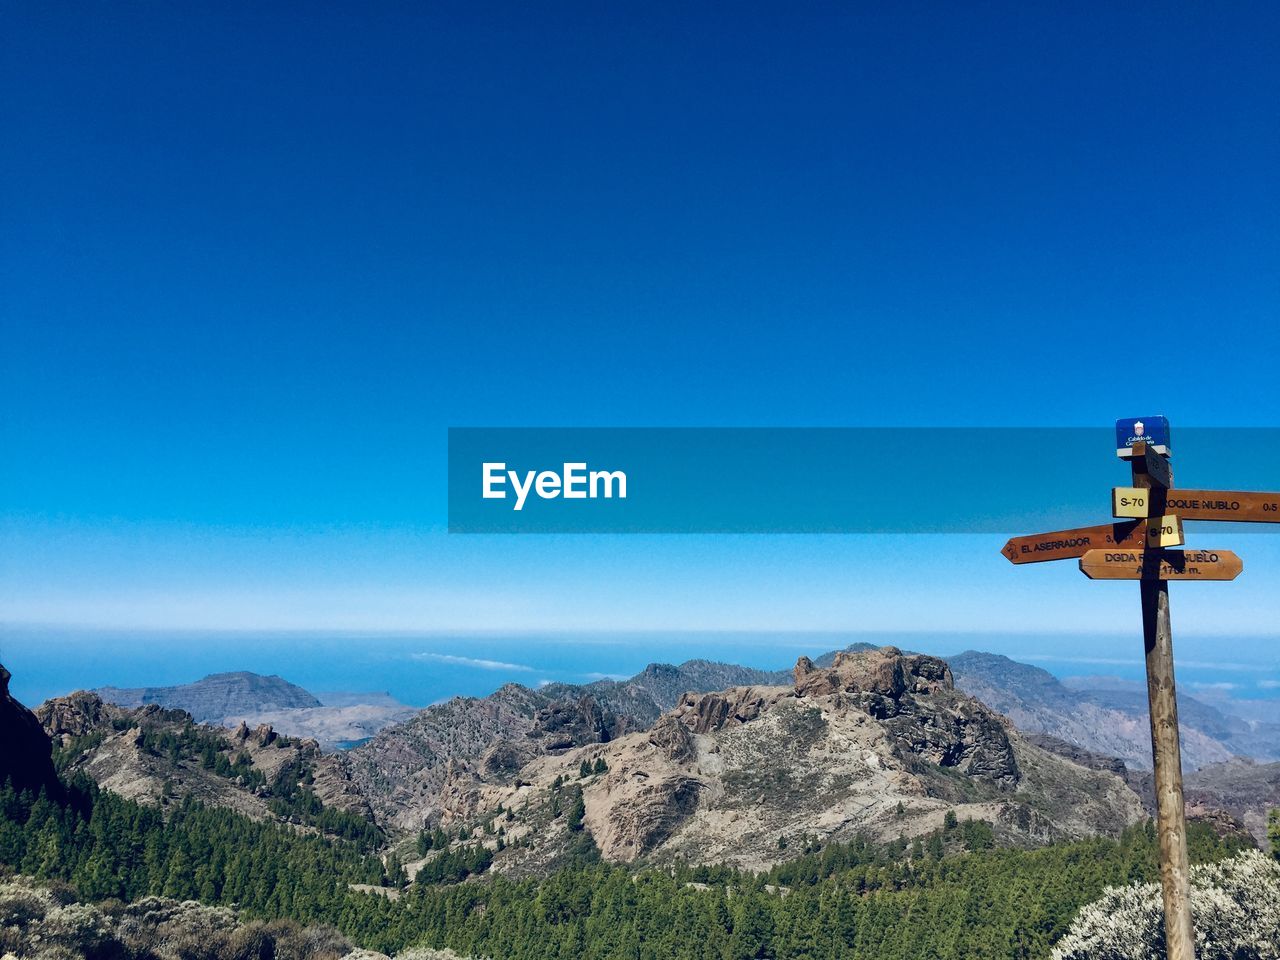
(447, 427, 1280, 534)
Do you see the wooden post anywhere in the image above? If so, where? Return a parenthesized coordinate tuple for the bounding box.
(1133, 445, 1195, 958)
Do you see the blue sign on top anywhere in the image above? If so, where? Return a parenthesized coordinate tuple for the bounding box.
(1116, 415, 1171, 457)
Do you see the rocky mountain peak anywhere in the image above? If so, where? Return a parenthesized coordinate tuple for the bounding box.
(793, 645, 953, 700)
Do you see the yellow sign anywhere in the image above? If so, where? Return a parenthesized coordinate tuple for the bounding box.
(1114, 487, 1155, 518)
(1145, 515, 1183, 548)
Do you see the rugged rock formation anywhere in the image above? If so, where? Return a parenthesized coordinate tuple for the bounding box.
(794, 648, 1019, 790)
(672, 687, 777, 734)
(471, 647, 1144, 871)
(0, 663, 61, 799)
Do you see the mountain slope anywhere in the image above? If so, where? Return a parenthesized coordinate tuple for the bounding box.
(1185, 758, 1280, 845)
(34, 690, 376, 837)
(337, 684, 620, 832)
(947, 651, 1276, 771)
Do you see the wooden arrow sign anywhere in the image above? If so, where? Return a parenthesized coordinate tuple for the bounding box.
(1114, 487, 1280, 522)
(1079, 548, 1243, 581)
(1003, 516, 1184, 563)
(1162, 490, 1280, 523)
(1002, 519, 1147, 564)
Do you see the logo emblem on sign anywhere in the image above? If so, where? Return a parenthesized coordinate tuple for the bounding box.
(1133, 421, 1144, 436)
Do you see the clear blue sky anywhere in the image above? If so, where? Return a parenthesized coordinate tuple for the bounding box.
(3, 4, 1280, 641)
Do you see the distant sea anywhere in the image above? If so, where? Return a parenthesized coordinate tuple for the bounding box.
(3, 625, 1278, 713)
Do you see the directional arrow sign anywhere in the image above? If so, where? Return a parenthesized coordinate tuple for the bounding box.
(1161, 490, 1280, 523)
(1079, 548, 1243, 581)
(1002, 520, 1147, 564)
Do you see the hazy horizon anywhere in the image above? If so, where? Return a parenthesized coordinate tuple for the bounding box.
(6, 624, 1278, 715)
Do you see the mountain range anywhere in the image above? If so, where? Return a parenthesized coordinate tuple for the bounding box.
(13, 640, 1277, 875)
(84, 645, 1280, 775)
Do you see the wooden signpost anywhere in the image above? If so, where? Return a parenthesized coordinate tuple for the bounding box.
(1002, 416, 1279, 960)
(1079, 548, 1244, 581)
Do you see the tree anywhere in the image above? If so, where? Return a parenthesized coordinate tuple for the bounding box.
(926, 833, 944, 860)
(385, 853, 406, 888)
(1269, 808, 1279, 860)
(567, 787, 585, 833)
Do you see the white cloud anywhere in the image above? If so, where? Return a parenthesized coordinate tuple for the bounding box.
(1259, 679, 1280, 689)
(413, 653, 534, 672)
(1185, 681, 1239, 691)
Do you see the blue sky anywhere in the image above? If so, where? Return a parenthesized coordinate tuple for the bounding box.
(3, 4, 1280, 648)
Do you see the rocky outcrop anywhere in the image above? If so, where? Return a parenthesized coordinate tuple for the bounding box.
(794, 646, 952, 700)
(530, 695, 612, 750)
(1026, 733, 1130, 778)
(1182, 758, 1280, 846)
(0, 663, 61, 799)
(672, 687, 775, 734)
(35, 689, 108, 740)
(540, 659, 789, 729)
(646, 714, 696, 762)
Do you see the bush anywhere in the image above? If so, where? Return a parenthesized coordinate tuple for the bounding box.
(1052, 849, 1280, 959)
